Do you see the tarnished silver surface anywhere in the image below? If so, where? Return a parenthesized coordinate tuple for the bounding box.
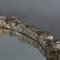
(0, 16, 60, 60)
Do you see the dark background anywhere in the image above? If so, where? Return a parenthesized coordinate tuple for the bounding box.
(0, 0, 60, 39)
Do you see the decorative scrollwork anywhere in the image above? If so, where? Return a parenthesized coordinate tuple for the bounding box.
(0, 16, 60, 60)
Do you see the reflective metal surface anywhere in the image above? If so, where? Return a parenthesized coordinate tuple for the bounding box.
(0, 16, 60, 60)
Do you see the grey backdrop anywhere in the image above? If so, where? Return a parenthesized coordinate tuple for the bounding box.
(0, 35, 46, 60)
(0, 0, 60, 60)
